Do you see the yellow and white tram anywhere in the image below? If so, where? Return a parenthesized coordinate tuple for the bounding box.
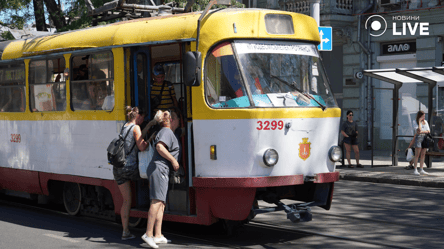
(0, 7, 342, 227)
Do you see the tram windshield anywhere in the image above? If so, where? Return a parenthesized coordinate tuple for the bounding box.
(205, 40, 337, 109)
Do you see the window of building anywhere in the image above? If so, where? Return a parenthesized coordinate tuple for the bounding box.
(29, 57, 66, 112)
(71, 51, 114, 111)
(0, 63, 25, 112)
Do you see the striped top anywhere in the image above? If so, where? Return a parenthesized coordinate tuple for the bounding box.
(151, 80, 176, 112)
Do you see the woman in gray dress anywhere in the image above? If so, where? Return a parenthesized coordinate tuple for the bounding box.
(142, 109, 180, 248)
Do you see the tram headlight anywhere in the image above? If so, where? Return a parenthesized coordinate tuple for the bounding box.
(263, 149, 279, 167)
(329, 146, 342, 162)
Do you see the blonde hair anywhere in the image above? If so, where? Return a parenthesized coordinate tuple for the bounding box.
(158, 110, 171, 127)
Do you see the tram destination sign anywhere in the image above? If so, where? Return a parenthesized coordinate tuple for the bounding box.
(381, 41, 416, 55)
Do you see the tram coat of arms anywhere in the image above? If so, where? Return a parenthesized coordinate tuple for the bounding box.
(298, 138, 311, 161)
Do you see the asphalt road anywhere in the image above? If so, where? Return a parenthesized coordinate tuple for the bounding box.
(1, 181, 443, 248)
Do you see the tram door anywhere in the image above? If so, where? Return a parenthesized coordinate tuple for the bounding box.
(133, 44, 190, 215)
(133, 50, 151, 117)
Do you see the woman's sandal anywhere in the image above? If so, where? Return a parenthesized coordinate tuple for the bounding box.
(348, 164, 354, 168)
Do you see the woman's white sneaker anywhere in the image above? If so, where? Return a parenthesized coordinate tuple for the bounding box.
(141, 234, 158, 248)
(413, 170, 420, 176)
(154, 236, 169, 244)
(419, 169, 429, 175)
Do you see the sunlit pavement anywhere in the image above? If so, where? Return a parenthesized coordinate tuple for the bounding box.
(336, 150, 444, 188)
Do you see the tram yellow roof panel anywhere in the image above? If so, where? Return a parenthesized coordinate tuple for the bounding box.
(1, 9, 320, 60)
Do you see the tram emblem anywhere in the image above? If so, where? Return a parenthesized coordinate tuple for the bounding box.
(299, 138, 311, 161)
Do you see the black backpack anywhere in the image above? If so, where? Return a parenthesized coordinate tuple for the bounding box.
(107, 123, 136, 168)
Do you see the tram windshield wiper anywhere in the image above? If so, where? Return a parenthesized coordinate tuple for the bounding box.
(270, 75, 326, 111)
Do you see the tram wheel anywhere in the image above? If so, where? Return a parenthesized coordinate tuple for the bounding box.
(129, 217, 146, 228)
(63, 182, 82, 216)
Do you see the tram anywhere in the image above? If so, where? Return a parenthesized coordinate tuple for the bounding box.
(0, 6, 342, 229)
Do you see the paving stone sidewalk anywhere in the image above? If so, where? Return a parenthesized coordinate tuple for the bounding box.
(335, 150, 444, 188)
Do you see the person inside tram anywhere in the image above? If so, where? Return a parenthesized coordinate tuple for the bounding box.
(150, 64, 178, 116)
(86, 83, 98, 109)
(71, 85, 91, 110)
(102, 86, 115, 111)
(412, 110, 430, 176)
(341, 110, 362, 168)
(142, 109, 181, 248)
(1, 87, 25, 112)
(113, 106, 157, 240)
(0, 88, 12, 112)
(75, 64, 89, 81)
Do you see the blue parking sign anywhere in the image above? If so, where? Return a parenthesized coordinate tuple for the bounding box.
(318, 27, 332, 51)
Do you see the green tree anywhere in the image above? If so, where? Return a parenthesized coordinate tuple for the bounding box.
(0, 0, 116, 39)
(169, 0, 244, 11)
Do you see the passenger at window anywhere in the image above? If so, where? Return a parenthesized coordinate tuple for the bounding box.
(142, 109, 180, 248)
(0, 88, 11, 112)
(102, 87, 115, 111)
(87, 83, 98, 109)
(72, 86, 91, 110)
(75, 64, 88, 81)
(1, 87, 24, 112)
(96, 84, 107, 108)
(150, 64, 178, 116)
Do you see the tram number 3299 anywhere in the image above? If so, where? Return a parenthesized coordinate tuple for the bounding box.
(10, 134, 21, 143)
(256, 120, 284, 130)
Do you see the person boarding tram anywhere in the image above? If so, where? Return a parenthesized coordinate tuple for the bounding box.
(142, 109, 181, 248)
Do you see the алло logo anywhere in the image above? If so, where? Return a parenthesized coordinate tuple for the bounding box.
(365, 15, 387, 37)
(365, 15, 429, 37)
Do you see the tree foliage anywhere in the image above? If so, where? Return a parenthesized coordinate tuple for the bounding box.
(168, 0, 244, 11)
(0, 0, 244, 41)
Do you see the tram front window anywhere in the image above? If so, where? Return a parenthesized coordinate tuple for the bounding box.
(235, 40, 337, 108)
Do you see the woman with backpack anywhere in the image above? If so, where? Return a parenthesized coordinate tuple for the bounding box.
(113, 106, 157, 240)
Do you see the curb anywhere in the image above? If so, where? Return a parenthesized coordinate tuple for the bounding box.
(339, 173, 444, 188)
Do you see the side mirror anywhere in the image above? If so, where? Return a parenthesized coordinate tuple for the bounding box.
(184, 51, 201, 87)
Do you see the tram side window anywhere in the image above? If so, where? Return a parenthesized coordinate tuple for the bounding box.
(0, 63, 25, 112)
(205, 42, 250, 108)
(29, 57, 66, 112)
(71, 51, 114, 111)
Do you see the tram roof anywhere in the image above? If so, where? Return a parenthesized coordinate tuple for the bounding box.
(0, 8, 320, 61)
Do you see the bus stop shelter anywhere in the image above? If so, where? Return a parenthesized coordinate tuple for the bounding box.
(363, 66, 444, 167)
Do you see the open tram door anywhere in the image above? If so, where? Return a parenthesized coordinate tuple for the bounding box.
(129, 43, 192, 220)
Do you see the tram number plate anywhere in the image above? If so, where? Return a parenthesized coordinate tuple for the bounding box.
(10, 134, 21, 143)
(256, 120, 284, 130)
